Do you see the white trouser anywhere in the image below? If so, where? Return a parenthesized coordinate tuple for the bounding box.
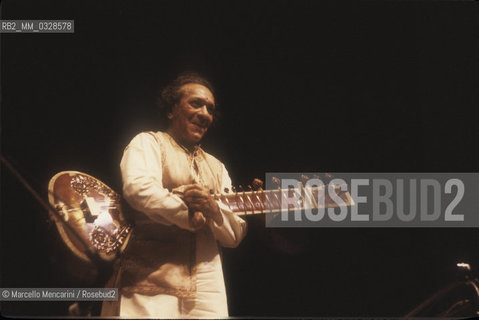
(119, 230, 228, 318)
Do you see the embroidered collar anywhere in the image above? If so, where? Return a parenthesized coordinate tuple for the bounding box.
(164, 131, 201, 157)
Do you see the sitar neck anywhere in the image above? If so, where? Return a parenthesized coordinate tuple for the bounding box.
(216, 184, 353, 216)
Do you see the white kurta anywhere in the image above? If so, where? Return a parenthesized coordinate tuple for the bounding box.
(112, 131, 247, 318)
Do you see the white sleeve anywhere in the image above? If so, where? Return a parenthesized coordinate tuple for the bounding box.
(208, 164, 248, 248)
(120, 133, 195, 232)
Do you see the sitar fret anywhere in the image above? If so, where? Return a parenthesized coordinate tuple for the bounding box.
(216, 184, 352, 217)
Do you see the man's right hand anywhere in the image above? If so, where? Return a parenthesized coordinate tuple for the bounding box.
(173, 184, 209, 231)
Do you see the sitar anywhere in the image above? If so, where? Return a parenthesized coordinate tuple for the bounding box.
(48, 171, 354, 262)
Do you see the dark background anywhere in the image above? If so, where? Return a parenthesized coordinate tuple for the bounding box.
(2, 0, 479, 317)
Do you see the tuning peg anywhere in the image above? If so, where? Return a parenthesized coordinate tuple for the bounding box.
(247, 185, 253, 191)
(210, 189, 219, 200)
(232, 186, 237, 193)
(323, 173, 334, 184)
(252, 178, 264, 190)
(224, 187, 229, 193)
(456, 262, 473, 280)
(272, 176, 281, 189)
(312, 174, 321, 180)
(300, 174, 310, 184)
(238, 185, 244, 192)
(315, 173, 334, 184)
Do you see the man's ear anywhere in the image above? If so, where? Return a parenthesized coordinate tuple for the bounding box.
(168, 103, 179, 119)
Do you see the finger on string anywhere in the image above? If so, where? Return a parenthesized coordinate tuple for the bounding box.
(184, 189, 208, 199)
(185, 199, 208, 208)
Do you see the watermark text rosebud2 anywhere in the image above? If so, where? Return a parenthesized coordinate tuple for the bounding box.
(265, 173, 479, 227)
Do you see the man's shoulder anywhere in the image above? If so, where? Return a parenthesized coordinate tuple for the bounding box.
(122, 131, 164, 152)
(129, 131, 164, 144)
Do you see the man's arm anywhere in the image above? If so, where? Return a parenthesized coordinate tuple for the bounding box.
(181, 165, 247, 247)
(120, 132, 197, 232)
(208, 165, 248, 248)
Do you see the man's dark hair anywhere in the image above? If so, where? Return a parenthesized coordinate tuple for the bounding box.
(158, 72, 217, 117)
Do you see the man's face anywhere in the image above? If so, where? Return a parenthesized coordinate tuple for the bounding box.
(168, 83, 215, 146)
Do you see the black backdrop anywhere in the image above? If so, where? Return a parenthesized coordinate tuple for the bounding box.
(1, 0, 479, 317)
